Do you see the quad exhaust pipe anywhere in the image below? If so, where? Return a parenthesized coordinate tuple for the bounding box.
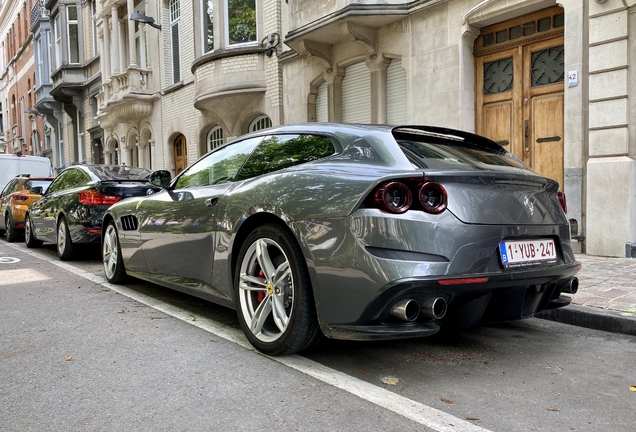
(421, 297, 447, 320)
(390, 297, 447, 322)
(391, 299, 420, 322)
(563, 277, 579, 294)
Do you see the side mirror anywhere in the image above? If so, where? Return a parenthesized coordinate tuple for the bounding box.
(30, 186, 44, 195)
(149, 170, 172, 188)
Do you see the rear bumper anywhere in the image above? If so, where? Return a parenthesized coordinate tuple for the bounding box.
(320, 262, 580, 340)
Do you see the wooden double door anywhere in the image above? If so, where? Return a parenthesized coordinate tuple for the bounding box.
(475, 7, 565, 189)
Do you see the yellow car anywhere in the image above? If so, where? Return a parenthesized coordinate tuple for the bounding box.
(0, 175, 53, 242)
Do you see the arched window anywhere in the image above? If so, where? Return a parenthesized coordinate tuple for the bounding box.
(207, 126, 224, 150)
(249, 115, 271, 132)
(170, 0, 181, 83)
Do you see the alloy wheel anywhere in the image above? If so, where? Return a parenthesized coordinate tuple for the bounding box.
(238, 237, 294, 343)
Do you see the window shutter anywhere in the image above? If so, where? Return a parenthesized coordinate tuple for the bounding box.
(315, 82, 327, 122)
(342, 62, 370, 124)
(387, 59, 407, 125)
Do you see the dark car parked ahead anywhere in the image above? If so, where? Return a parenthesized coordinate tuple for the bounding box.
(25, 164, 168, 260)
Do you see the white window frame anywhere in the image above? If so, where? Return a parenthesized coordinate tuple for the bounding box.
(170, 0, 182, 83)
(35, 37, 42, 84)
(224, 0, 257, 48)
(135, 21, 147, 69)
(201, 0, 214, 54)
(207, 126, 224, 151)
(77, 108, 84, 162)
(67, 5, 79, 64)
(249, 115, 272, 132)
(91, 0, 99, 56)
(54, 15, 61, 68)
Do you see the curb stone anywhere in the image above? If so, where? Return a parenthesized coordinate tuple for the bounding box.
(536, 304, 636, 337)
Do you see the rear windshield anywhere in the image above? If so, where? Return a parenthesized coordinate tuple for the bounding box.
(24, 179, 52, 190)
(397, 139, 531, 172)
(88, 165, 152, 180)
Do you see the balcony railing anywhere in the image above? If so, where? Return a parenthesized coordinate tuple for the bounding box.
(30, 0, 49, 26)
(98, 67, 152, 111)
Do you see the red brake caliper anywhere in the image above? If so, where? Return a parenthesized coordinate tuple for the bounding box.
(257, 269, 266, 303)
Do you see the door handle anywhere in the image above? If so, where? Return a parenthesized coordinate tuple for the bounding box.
(205, 197, 219, 208)
(536, 136, 562, 143)
(524, 120, 529, 152)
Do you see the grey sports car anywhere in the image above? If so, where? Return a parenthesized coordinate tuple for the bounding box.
(102, 123, 580, 355)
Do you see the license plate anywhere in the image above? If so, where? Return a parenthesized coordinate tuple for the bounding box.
(499, 239, 557, 267)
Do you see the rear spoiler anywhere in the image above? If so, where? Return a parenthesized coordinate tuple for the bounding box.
(392, 125, 505, 154)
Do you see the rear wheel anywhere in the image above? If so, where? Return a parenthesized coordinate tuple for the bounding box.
(25, 215, 43, 248)
(5, 213, 18, 243)
(103, 221, 128, 283)
(57, 217, 74, 261)
(235, 224, 320, 356)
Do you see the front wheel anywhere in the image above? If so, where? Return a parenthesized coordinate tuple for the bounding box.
(102, 221, 127, 283)
(25, 215, 42, 248)
(235, 224, 320, 356)
(57, 217, 74, 260)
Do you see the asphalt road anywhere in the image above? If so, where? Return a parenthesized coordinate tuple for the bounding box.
(1, 239, 634, 432)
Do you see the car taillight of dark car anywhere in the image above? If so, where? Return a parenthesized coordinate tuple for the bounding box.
(78, 189, 123, 206)
(370, 179, 447, 214)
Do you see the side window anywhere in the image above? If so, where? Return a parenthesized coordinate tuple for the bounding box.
(175, 137, 262, 189)
(46, 169, 88, 193)
(237, 134, 336, 181)
(22, 179, 32, 191)
(1, 179, 18, 197)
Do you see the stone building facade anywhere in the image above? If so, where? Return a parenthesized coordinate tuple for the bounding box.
(279, 0, 635, 258)
(95, 0, 285, 177)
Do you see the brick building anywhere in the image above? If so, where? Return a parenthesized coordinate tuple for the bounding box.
(0, 0, 46, 159)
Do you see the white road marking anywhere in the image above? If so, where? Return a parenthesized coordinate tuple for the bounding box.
(0, 256, 20, 263)
(9, 243, 491, 432)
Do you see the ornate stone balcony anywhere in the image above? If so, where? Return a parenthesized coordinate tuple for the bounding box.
(97, 67, 157, 125)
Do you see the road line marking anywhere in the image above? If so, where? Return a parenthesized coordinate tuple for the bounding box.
(8, 243, 492, 432)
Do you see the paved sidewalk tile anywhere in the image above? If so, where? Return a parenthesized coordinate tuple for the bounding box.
(572, 254, 636, 315)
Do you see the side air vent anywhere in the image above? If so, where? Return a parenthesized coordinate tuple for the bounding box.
(120, 215, 139, 231)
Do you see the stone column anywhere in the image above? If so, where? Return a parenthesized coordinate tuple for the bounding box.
(103, 15, 112, 80)
(111, 5, 120, 74)
(585, 0, 636, 256)
(127, 0, 137, 67)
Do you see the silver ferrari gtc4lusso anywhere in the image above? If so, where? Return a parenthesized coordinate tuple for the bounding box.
(101, 123, 580, 355)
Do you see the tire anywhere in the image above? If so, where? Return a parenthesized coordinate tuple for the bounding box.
(103, 221, 128, 283)
(234, 223, 320, 356)
(24, 214, 43, 248)
(57, 217, 74, 261)
(5, 213, 18, 243)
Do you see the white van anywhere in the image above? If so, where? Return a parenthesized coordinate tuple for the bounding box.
(0, 154, 53, 193)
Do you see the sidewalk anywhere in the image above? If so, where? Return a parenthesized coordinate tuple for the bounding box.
(536, 254, 636, 336)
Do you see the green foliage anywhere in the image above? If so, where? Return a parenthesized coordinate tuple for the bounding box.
(228, 0, 256, 44)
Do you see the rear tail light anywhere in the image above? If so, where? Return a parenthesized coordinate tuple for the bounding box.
(419, 182, 447, 214)
(373, 182, 412, 214)
(78, 189, 122, 206)
(11, 194, 29, 202)
(557, 191, 567, 214)
(369, 180, 448, 215)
